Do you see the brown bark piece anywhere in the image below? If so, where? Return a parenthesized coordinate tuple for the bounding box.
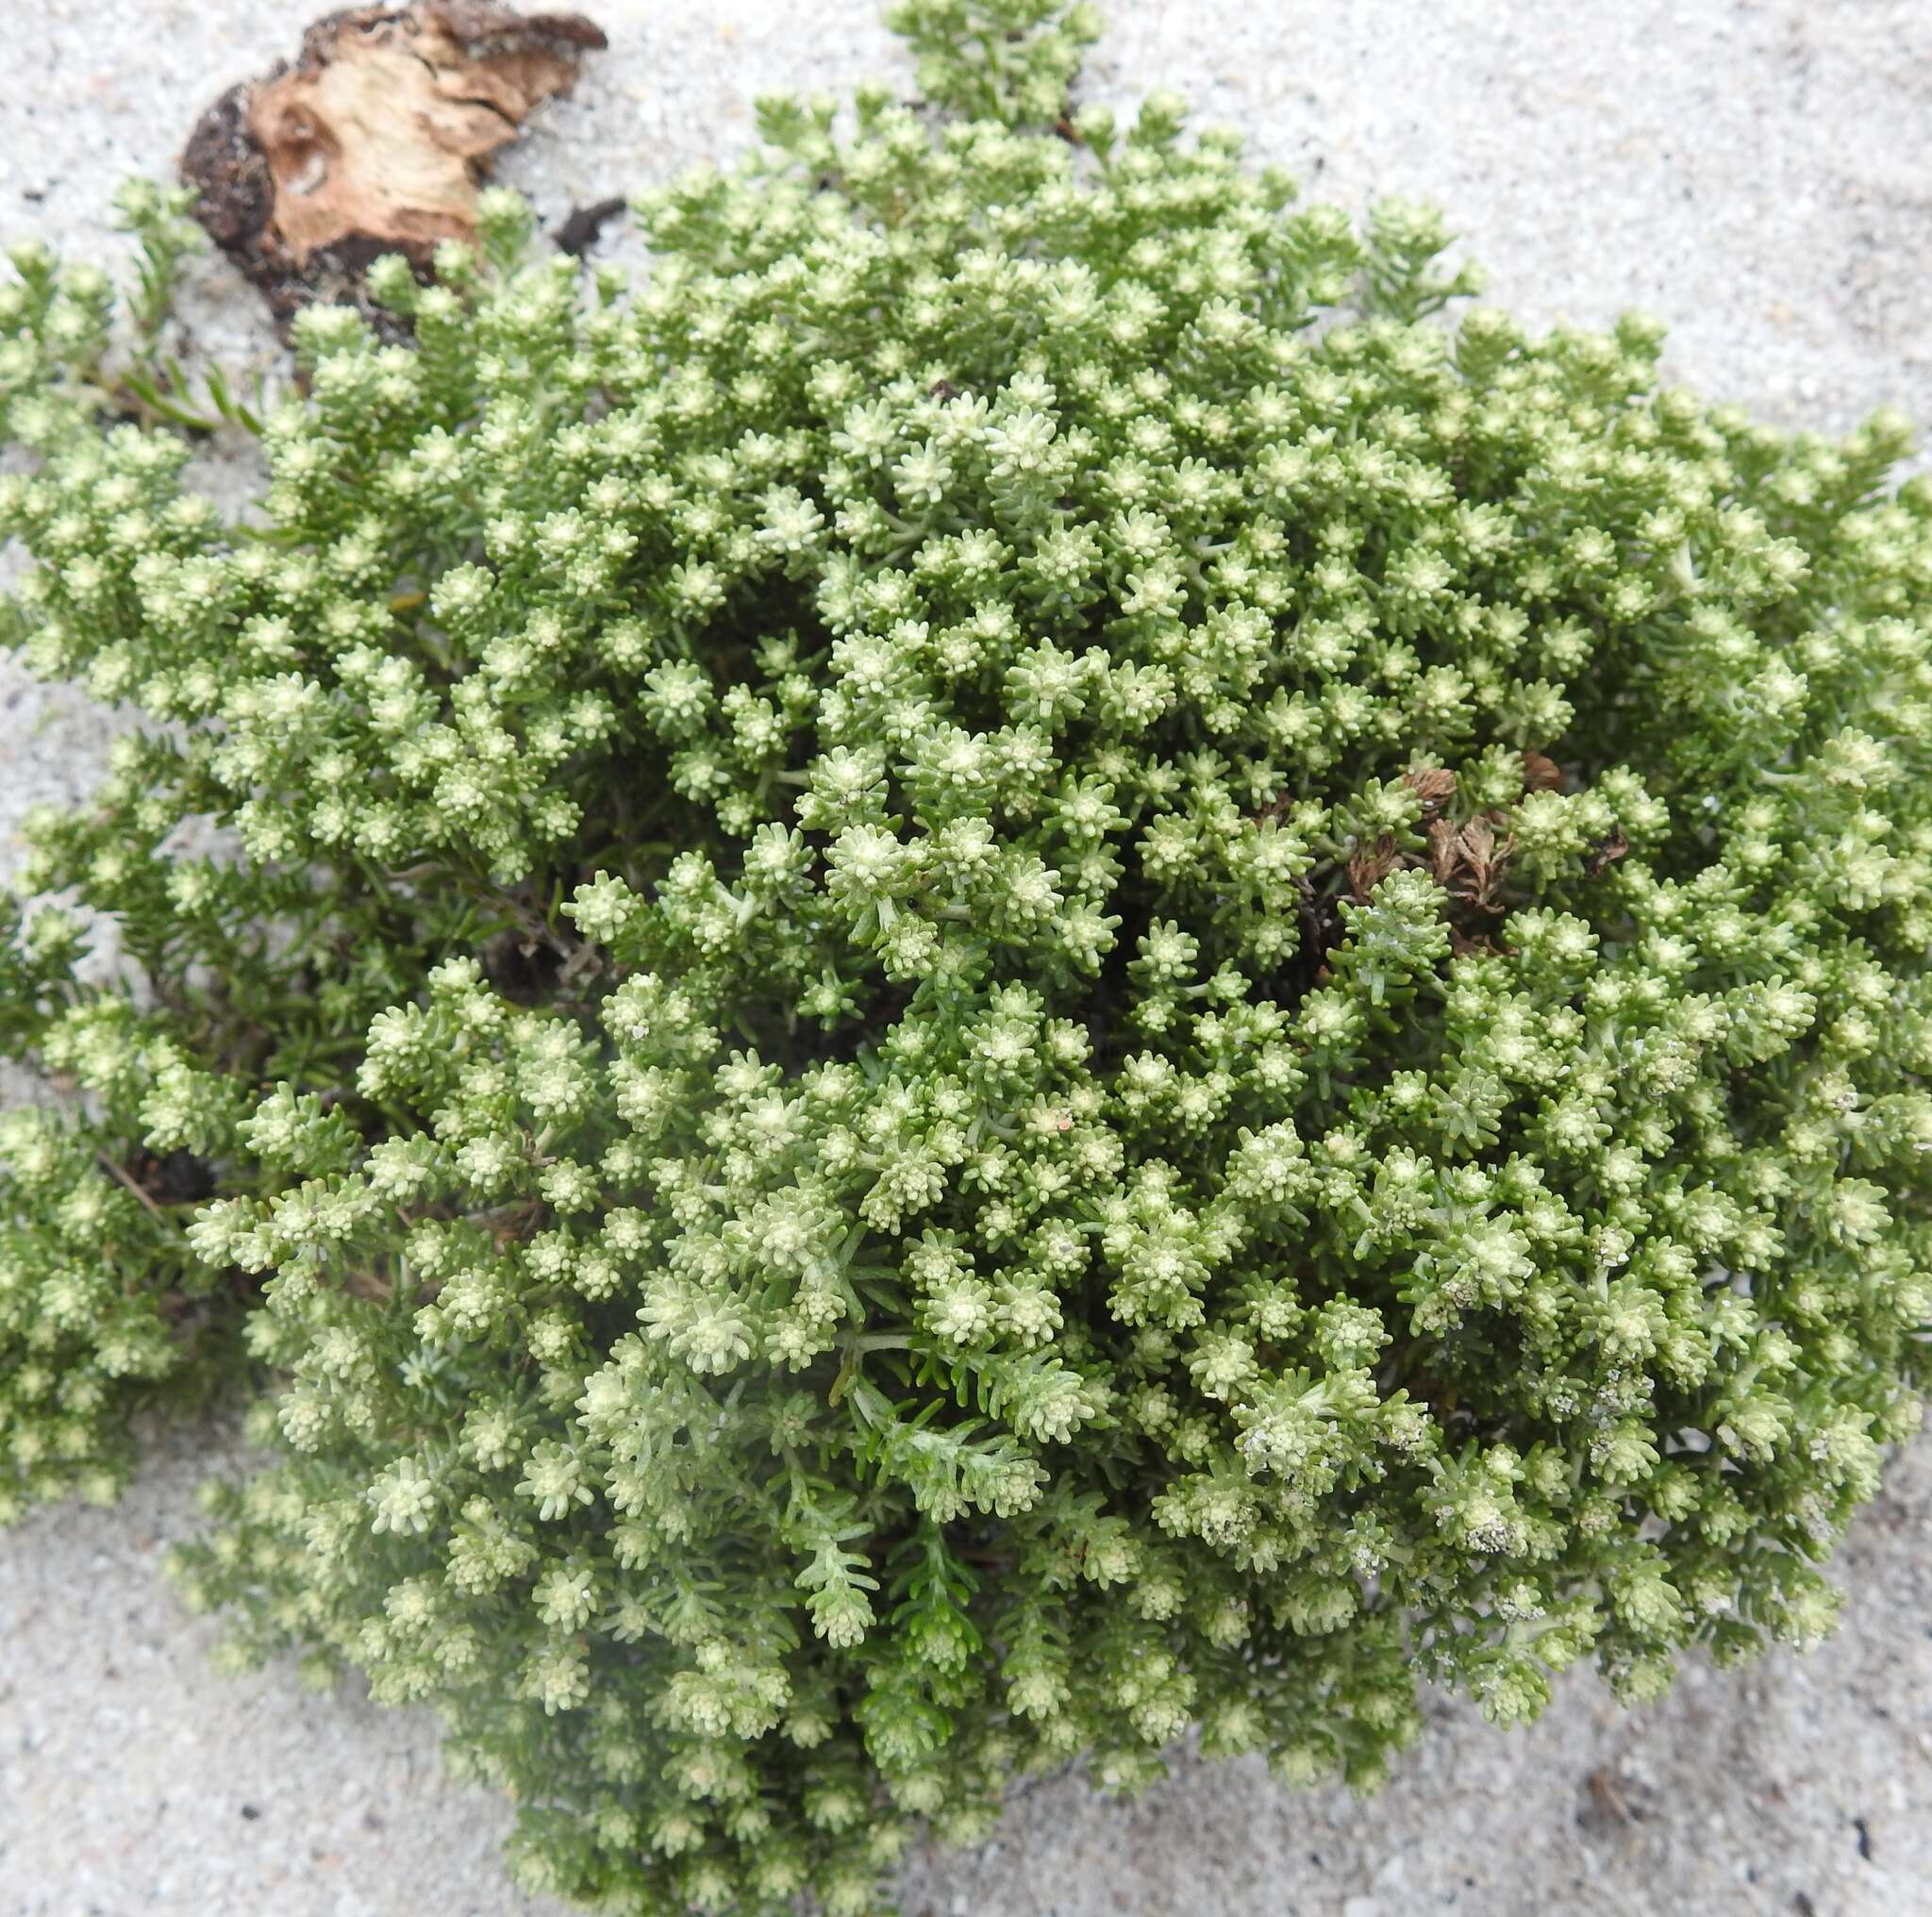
(179, 1, 606, 325)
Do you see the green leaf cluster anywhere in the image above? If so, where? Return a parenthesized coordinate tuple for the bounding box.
(3, 6, 1928, 1911)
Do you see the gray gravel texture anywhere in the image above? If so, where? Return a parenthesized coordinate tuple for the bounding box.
(3, 2, 1932, 1914)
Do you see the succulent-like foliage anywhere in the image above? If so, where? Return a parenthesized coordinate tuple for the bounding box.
(4, 6, 1930, 1911)
(0, 989, 242, 1520)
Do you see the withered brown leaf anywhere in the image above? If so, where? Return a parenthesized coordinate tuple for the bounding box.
(1402, 766, 1458, 817)
(1522, 750, 1565, 792)
(1348, 838, 1404, 901)
(1585, 828, 1631, 877)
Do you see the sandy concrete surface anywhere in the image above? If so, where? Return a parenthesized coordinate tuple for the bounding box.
(3, 1, 1931, 1913)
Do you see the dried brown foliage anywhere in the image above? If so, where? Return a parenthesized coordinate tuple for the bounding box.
(1340, 758, 1589, 952)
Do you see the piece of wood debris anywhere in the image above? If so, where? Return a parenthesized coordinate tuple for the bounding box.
(180, 0, 606, 326)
